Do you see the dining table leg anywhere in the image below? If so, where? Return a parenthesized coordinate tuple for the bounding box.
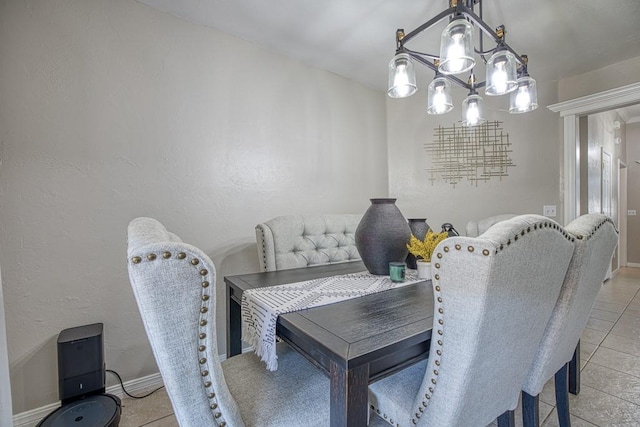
(226, 289, 242, 357)
(329, 361, 369, 427)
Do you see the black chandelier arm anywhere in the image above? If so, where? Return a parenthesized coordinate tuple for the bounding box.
(459, 6, 527, 65)
(401, 6, 457, 46)
(406, 52, 471, 89)
(474, 46, 497, 56)
(400, 3, 528, 67)
(402, 47, 440, 61)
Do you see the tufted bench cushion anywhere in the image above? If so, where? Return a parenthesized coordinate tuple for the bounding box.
(255, 214, 362, 272)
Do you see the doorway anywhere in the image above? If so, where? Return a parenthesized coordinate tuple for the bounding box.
(549, 82, 640, 223)
(549, 82, 640, 270)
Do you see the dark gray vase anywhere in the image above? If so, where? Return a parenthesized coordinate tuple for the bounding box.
(355, 198, 411, 275)
(406, 218, 431, 269)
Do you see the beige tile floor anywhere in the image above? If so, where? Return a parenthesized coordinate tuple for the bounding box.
(119, 268, 640, 427)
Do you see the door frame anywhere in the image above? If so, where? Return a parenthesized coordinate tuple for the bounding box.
(548, 82, 640, 224)
(619, 160, 628, 268)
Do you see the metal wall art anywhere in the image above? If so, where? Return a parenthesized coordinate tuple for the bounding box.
(425, 120, 515, 187)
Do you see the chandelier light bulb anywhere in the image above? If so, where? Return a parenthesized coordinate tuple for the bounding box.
(515, 86, 530, 109)
(466, 102, 480, 124)
(388, 53, 417, 98)
(446, 39, 466, 74)
(485, 49, 518, 96)
(439, 18, 475, 75)
(433, 90, 448, 114)
(491, 63, 509, 94)
(462, 93, 485, 126)
(427, 77, 453, 115)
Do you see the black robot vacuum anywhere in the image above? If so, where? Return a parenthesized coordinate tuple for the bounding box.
(37, 323, 121, 427)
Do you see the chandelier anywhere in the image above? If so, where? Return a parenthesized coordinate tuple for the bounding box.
(388, 0, 538, 125)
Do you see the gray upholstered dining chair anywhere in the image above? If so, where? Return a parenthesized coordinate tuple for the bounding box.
(465, 213, 518, 237)
(368, 214, 576, 427)
(521, 214, 618, 427)
(255, 214, 361, 272)
(127, 217, 330, 427)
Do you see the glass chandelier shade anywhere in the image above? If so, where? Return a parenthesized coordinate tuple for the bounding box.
(461, 93, 485, 126)
(427, 77, 454, 115)
(438, 18, 475, 75)
(388, 53, 417, 98)
(485, 48, 518, 96)
(509, 75, 538, 113)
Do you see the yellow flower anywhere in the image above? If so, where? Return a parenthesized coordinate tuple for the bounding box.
(406, 230, 449, 262)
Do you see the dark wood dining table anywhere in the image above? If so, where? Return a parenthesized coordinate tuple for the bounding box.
(225, 261, 434, 427)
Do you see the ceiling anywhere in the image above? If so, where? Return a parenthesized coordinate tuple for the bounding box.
(137, 0, 640, 95)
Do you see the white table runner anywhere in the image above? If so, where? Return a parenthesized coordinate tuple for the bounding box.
(241, 270, 422, 370)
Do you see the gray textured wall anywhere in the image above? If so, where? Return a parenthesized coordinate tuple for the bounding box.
(0, 0, 388, 414)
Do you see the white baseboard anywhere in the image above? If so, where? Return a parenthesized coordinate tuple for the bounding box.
(12, 349, 248, 427)
(627, 262, 640, 268)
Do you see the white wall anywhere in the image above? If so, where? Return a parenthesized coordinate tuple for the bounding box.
(0, 0, 388, 413)
(559, 56, 640, 102)
(627, 123, 640, 264)
(387, 80, 562, 230)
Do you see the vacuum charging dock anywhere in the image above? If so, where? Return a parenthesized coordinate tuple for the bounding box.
(38, 323, 121, 427)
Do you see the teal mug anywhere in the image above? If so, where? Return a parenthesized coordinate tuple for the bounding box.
(389, 262, 406, 283)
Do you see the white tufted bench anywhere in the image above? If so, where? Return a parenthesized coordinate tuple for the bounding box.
(255, 214, 362, 272)
(466, 214, 519, 237)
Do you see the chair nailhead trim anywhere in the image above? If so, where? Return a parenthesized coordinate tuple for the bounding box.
(412, 217, 584, 426)
(130, 248, 228, 427)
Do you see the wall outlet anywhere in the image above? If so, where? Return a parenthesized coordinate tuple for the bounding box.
(543, 205, 557, 218)
(629, 210, 637, 216)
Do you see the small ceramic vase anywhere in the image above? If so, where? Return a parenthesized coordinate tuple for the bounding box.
(416, 260, 432, 280)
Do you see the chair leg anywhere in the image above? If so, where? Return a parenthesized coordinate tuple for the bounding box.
(569, 340, 580, 395)
(497, 410, 515, 427)
(555, 363, 572, 427)
(522, 391, 540, 427)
